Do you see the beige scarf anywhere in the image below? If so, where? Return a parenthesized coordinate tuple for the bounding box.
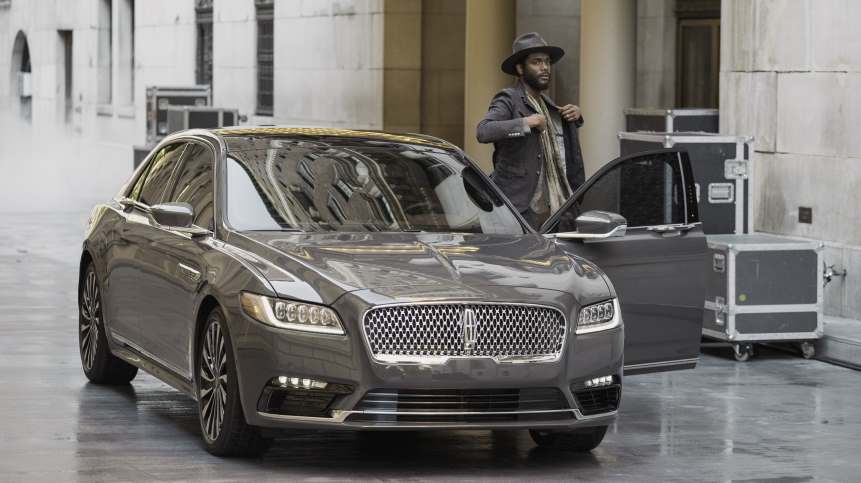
(526, 93, 572, 214)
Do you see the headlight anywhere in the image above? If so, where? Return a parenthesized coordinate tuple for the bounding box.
(240, 292, 345, 335)
(576, 299, 620, 334)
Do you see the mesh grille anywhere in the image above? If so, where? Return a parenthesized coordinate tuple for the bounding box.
(574, 386, 621, 416)
(362, 304, 566, 362)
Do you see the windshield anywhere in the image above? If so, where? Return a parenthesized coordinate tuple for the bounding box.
(224, 136, 525, 234)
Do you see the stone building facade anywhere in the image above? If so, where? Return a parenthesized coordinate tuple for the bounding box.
(0, 0, 858, 319)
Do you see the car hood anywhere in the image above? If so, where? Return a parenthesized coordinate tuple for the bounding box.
(229, 231, 611, 306)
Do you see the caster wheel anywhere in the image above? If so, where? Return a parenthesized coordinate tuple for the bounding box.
(800, 341, 816, 359)
(733, 343, 754, 362)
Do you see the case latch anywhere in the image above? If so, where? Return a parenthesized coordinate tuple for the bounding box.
(724, 159, 749, 179)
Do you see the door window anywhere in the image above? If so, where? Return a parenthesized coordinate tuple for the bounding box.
(129, 143, 188, 205)
(557, 152, 693, 232)
(165, 143, 215, 230)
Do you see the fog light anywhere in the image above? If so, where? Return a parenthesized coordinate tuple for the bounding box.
(584, 375, 615, 388)
(272, 375, 328, 390)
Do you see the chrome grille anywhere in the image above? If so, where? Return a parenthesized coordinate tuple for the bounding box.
(362, 303, 566, 363)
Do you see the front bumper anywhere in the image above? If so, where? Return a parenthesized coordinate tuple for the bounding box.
(228, 288, 623, 431)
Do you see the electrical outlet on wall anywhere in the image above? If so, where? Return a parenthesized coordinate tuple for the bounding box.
(799, 207, 813, 224)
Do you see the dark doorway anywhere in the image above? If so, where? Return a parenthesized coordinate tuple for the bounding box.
(676, 1, 720, 108)
(11, 30, 32, 122)
(59, 30, 73, 123)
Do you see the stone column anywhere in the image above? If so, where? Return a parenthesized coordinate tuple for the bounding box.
(578, 0, 636, 175)
(463, 0, 515, 173)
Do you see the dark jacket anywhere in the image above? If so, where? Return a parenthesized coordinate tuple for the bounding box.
(476, 82, 585, 212)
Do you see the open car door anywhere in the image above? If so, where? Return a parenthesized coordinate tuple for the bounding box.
(542, 150, 708, 375)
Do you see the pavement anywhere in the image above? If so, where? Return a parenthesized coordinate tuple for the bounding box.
(1, 212, 860, 482)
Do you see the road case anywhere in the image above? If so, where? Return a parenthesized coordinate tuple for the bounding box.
(619, 131, 753, 235)
(166, 106, 239, 134)
(702, 234, 824, 361)
(146, 85, 211, 143)
(624, 108, 719, 133)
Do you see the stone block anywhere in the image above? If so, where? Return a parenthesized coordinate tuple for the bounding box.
(823, 244, 845, 317)
(810, 0, 861, 71)
(842, 247, 861, 320)
(754, 153, 860, 246)
(333, 13, 375, 70)
(720, 71, 776, 152)
(383, 68, 422, 129)
(214, 0, 254, 22)
(425, 0, 465, 15)
(722, 0, 757, 72)
(384, 0, 420, 14)
(384, 11, 422, 70)
(525, 0, 579, 17)
(214, 20, 255, 68)
(776, 73, 845, 157)
(753, 0, 809, 72)
(279, 16, 337, 70)
(422, 11, 466, 71)
(300, 0, 332, 17)
(842, 74, 861, 158)
(638, 0, 672, 19)
(369, 11, 385, 70)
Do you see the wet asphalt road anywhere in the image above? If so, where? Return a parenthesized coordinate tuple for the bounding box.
(0, 213, 858, 482)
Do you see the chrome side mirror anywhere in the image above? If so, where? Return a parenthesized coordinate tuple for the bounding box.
(554, 210, 627, 240)
(150, 202, 194, 228)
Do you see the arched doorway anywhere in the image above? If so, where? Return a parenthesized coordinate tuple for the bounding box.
(10, 30, 32, 122)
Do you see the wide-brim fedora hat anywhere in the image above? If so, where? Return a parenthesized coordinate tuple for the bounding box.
(501, 32, 565, 76)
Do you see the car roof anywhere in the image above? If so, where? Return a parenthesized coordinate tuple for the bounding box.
(208, 126, 455, 150)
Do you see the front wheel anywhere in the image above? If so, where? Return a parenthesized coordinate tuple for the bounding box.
(197, 307, 271, 457)
(529, 426, 608, 452)
(79, 264, 138, 384)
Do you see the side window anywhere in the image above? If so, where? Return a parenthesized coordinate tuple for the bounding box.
(565, 153, 687, 230)
(131, 143, 188, 205)
(166, 143, 215, 230)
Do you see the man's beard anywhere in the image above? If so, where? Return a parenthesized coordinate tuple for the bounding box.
(523, 70, 550, 91)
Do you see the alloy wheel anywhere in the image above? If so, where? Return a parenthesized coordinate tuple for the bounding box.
(80, 270, 101, 372)
(200, 319, 228, 442)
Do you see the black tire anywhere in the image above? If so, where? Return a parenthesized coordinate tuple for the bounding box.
(79, 264, 138, 384)
(197, 307, 271, 457)
(529, 426, 608, 452)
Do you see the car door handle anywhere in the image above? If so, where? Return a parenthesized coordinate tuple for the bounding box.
(646, 223, 698, 237)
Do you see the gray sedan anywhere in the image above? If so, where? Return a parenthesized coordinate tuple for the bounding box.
(77, 127, 706, 456)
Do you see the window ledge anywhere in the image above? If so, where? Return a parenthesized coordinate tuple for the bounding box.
(96, 104, 113, 117)
(116, 105, 136, 119)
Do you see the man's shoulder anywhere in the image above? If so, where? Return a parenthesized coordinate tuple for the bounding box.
(492, 86, 520, 99)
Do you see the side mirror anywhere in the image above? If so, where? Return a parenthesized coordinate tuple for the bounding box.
(554, 210, 627, 240)
(150, 202, 194, 228)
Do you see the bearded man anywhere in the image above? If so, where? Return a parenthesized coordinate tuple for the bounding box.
(476, 32, 586, 229)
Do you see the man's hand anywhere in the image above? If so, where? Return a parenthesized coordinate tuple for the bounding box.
(526, 114, 547, 131)
(559, 104, 581, 122)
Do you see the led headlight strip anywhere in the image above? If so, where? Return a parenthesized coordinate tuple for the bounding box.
(576, 298, 621, 334)
(240, 292, 345, 335)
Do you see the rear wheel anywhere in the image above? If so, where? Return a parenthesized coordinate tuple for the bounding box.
(198, 307, 271, 457)
(79, 264, 138, 384)
(529, 425, 608, 452)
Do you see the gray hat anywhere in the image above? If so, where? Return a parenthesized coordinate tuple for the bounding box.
(501, 32, 565, 76)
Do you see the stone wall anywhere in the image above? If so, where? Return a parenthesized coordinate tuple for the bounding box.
(721, 0, 861, 319)
(0, 0, 198, 212)
(272, 0, 384, 129)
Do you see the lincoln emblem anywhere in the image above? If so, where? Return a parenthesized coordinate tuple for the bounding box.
(461, 307, 477, 354)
